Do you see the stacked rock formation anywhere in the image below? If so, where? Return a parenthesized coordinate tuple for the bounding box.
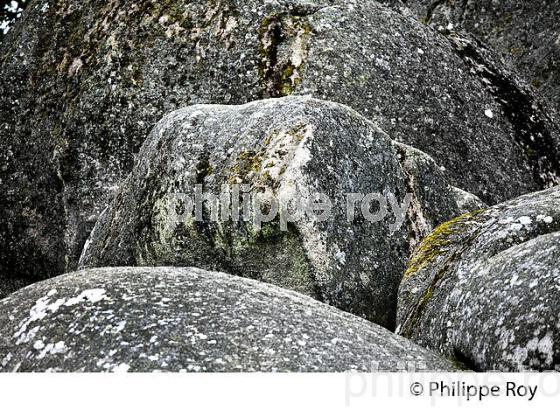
(0, 0, 558, 372)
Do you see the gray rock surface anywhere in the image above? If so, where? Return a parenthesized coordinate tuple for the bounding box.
(1, 0, 557, 295)
(79, 96, 478, 329)
(392, 0, 560, 115)
(397, 186, 560, 371)
(0, 267, 459, 372)
(393, 141, 485, 251)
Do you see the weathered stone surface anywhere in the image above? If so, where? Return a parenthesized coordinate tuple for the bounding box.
(0, 1, 29, 42)
(0, 267, 459, 372)
(393, 141, 485, 252)
(1, 0, 557, 295)
(79, 96, 477, 329)
(286, 6, 560, 203)
(397, 186, 560, 371)
(392, 0, 560, 115)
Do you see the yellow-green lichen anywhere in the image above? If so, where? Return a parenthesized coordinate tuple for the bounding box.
(207, 219, 318, 297)
(286, 122, 306, 141)
(404, 210, 485, 278)
(227, 124, 306, 185)
(531, 79, 543, 88)
(509, 46, 525, 56)
(279, 64, 297, 96)
(258, 14, 311, 97)
(420, 15, 431, 25)
(228, 150, 264, 183)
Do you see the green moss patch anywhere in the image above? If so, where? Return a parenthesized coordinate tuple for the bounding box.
(404, 210, 484, 278)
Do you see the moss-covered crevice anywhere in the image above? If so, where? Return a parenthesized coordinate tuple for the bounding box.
(258, 11, 313, 97)
(399, 210, 486, 338)
(404, 210, 484, 278)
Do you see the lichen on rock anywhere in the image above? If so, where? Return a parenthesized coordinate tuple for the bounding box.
(1, 0, 558, 298)
(79, 96, 476, 329)
(0, 267, 460, 372)
(397, 186, 560, 371)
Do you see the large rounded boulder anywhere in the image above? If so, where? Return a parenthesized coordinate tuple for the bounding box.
(79, 96, 479, 329)
(0, 267, 459, 372)
(1, 0, 557, 295)
(392, 0, 560, 115)
(397, 186, 560, 371)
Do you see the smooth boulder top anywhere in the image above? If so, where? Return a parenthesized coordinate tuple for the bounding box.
(78, 96, 479, 329)
(1, 0, 558, 297)
(397, 186, 560, 371)
(0, 267, 459, 372)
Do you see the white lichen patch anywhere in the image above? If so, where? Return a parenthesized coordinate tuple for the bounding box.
(518, 216, 532, 225)
(65, 289, 107, 306)
(12, 288, 108, 346)
(37, 341, 68, 359)
(536, 214, 554, 224)
(333, 246, 347, 265)
(537, 331, 554, 366)
(114, 320, 127, 333)
(68, 58, 83, 77)
(290, 29, 306, 68)
(112, 363, 131, 373)
(1, 353, 12, 367)
(13, 295, 65, 345)
(33, 340, 45, 350)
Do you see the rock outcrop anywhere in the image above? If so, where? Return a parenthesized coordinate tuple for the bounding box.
(397, 186, 560, 371)
(392, 141, 485, 251)
(0, 267, 459, 372)
(1, 0, 557, 295)
(79, 96, 479, 329)
(392, 0, 560, 115)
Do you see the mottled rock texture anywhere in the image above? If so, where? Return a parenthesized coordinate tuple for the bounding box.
(79, 96, 479, 329)
(1, 0, 557, 296)
(392, 141, 485, 252)
(0, 0, 30, 41)
(392, 0, 560, 115)
(0, 267, 459, 372)
(397, 186, 560, 371)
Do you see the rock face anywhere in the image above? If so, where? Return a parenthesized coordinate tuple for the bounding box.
(393, 0, 560, 115)
(392, 141, 485, 251)
(79, 96, 479, 329)
(0, 267, 459, 372)
(397, 186, 560, 371)
(1, 0, 558, 296)
(0, 1, 29, 42)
